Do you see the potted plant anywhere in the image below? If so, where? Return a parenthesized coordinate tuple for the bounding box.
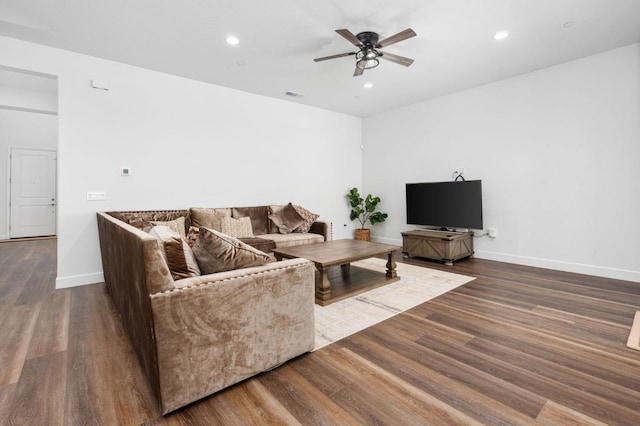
(346, 187, 388, 241)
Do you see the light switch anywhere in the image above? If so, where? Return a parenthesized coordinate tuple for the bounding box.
(87, 191, 107, 201)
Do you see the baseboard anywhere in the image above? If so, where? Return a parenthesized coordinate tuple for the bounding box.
(372, 236, 640, 283)
(475, 250, 640, 283)
(56, 272, 104, 289)
(372, 236, 402, 246)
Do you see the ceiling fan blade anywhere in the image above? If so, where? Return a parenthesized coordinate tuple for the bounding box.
(379, 51, 415, 67)
(313, 52, 355, 62)
(377, 28, 417, 48)
(353, 67, 364, 77)
(336, 29, 362, 46)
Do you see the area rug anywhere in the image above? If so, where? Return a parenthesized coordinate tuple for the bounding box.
(314, 258, 475, 350)
(627, 311, 640, 351)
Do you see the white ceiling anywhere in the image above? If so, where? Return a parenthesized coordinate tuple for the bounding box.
(1, 0, 639, 117)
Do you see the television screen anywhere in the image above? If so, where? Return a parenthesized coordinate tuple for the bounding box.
(406, 180, 483, 230)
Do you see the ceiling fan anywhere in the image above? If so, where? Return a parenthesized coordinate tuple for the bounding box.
(314, 28, 417, 76)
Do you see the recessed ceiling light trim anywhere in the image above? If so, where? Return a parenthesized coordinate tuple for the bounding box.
(493, 31, 509, 40)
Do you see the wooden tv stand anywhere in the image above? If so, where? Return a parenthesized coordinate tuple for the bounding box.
(401, 229, 474, 265)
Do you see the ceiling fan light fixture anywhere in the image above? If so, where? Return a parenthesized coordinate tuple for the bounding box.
(356, 48, 380, 70)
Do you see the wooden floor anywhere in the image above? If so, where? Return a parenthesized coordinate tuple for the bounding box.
(1, 240, 640, 425)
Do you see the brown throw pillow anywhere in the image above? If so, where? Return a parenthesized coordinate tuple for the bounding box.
(191, 227, 271, 274)
(149, 225, 200, 281)
(291, 205, 320, 233)
(269, 202, 304, 234)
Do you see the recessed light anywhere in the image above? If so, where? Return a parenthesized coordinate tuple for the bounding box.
(563, 21, 575, 28)
(493, 31, 509, 40)
(225, 35, 240, 45)
(285, 91, 304, 98)
(363, 82, 373, 89)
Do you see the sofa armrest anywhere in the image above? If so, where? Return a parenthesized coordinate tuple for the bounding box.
(309, 220, 329, 241)
(149, 258, 315, 414)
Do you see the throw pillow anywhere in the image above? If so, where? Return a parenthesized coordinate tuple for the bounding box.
(292, 205, 320, 233)
(149, 225, 200, 280)
(191, 227, 271, 274)
(268, 202, 304, 234)
(190, 208, 231, 231)
(151, 216, 187, 239)
(221, 216, 254, 238)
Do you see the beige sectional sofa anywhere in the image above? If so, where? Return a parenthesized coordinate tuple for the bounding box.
(96, 204, 326, 414)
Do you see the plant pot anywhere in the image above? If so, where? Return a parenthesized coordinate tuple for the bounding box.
(354, 228, 371, 241)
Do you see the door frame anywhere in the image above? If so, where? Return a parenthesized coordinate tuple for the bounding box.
(6, 146, 58, 239)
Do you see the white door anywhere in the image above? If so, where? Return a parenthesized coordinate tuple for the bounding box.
(9, 148, 57, 238)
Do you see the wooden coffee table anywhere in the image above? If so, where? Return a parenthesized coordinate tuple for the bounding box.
(273, 239, 400, 305)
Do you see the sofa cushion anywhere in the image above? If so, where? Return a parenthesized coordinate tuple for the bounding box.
(191, 227, 272, 274)
(221, 216, 254, 238)
(149, 225, 200, 280)
(269, 204, 319, 234)
(292, 205, 320, 234)
(239, 237, 276, 253)
(151, 216, 187, 239)
(190, 208, 231, 231)
(232, 206, 269, 235)
(268, 202, 304, 234)
(257, 233, 324, 248)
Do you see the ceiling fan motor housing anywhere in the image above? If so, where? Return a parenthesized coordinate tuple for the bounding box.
(356, 31, 380, 47)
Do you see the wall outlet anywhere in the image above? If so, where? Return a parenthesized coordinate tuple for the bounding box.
(488, 228, 497, 238)
(87, 191, 106, 201)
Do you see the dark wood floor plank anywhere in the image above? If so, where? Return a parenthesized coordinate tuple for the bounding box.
(0, 303, 41, 386)
(536, 400, 611, 425)
(26, 288, 70, 360)
(258, 360, 362, 425)
(5, 351, 67, 425)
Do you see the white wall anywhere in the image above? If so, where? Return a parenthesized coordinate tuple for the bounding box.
(0, 36, 362, 288)
(0, 109, 58, 239)
(0, 84, 58, 112)
(363, 43, 640, 282)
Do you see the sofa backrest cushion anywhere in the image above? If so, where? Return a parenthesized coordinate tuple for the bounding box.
(190, 227, 272, 274)
(190, 208, 231, 231)
(232, 206, 270, 235)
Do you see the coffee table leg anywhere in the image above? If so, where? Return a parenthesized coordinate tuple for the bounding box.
(316, 265, 331, 301)
(386, 252, 397, 278)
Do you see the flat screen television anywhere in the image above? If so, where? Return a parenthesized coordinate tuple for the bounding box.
(406, 180, 483, 230)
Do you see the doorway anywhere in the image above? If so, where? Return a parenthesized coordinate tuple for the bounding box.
(9, 148, 57, 238)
